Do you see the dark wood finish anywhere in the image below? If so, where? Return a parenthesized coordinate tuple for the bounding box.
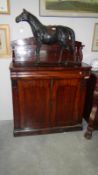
(10, 37, 91, 136)
(84, 71, 98, 139)
(11, 37, 83, 64)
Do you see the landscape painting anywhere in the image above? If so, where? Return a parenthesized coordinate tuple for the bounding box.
(0, 25, 11, 58)
(40, 0, 98, 17)
(92, 23, 98, 51)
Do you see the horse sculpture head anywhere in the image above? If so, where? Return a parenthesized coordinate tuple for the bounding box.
(16, 9, 29, 23)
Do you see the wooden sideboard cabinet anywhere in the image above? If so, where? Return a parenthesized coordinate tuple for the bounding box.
(84, 71, 98, 139)
(93, 72, 98, 128)
(10, 37, 91, 136)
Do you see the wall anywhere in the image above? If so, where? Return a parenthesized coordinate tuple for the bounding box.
(0, 0, 98, 120)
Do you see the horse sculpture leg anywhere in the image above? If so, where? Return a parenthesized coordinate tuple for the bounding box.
(35, 41, 42, 63)
(58, 46, 64, 63)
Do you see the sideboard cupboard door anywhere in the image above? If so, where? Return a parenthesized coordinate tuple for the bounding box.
(17, 79, 51, 130)
(51, 78, 86, 128)
(11, 70, 90, 136)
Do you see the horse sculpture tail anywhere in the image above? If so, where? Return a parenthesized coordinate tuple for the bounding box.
(65, 27, 76, 62)
(67, 27, 75, 48)
(66, 27, 76, 59)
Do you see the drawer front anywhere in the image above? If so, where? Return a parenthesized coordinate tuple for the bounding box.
(11, 69, 90, 80)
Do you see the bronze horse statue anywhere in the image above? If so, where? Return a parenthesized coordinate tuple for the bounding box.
(16, 9, 75, 63)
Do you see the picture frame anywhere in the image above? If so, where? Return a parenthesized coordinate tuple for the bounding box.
(0, 24, 11, 58)
(0, 0, 10, 14)
(92, 23, 98, 52)
(39, 0, 98, 17)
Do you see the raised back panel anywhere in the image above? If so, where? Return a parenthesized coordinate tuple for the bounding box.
(11, 37, 83, 64)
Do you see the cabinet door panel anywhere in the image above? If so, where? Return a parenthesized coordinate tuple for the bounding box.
(51, 79, 85, 127)
(18, 79, 51, 129)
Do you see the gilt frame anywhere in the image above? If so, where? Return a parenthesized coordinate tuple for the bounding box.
(0, 24, 11, 58)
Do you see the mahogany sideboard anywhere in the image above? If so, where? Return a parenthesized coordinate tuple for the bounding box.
(84, 71, 98, 139)
(10, 37, 91, 136)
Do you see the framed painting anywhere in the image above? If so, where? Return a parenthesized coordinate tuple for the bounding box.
(92, 23, 98, 52)
(39, 0, 98, 17)
(0, 25, 11, 58)
(0, 0, 10, 14)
